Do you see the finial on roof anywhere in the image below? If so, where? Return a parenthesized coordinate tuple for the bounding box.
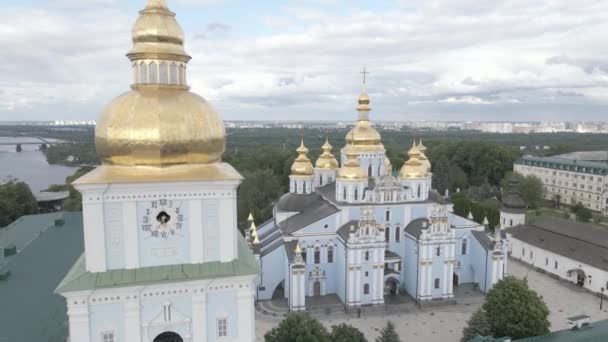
(247, 212, 254, 222)
(295, 243, 301, 254)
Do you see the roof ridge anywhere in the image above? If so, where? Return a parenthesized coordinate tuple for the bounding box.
(528, 220, 608, 250)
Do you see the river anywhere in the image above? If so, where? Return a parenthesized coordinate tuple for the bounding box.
(0, 139, 78, 193)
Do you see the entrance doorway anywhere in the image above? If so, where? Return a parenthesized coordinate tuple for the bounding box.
(153, 332, 183, 342)
(453, 273, 459, 286)
(385, 278, 399, 296)
(577, 272, 585, 286)
(313, 281, 321, 296)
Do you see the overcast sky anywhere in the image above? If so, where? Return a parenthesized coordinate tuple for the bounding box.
(1, 0, 608, 122)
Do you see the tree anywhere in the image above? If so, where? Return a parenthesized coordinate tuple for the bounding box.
(520, 175, 544, 209)
(432, 156, 450, 196)
(482, 276, 550, 339)
(461, 309, 492, 342)
(571, 202, 592, 222)
(264, 314, 330, 342)
(330, 323, 367, 342)
(376, 321, 401, 342)
(0, 181, 38, 227)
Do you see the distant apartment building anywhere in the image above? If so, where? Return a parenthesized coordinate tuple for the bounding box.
(514, 155, 608, 215)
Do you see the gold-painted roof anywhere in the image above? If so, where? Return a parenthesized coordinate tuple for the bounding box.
(315, 138, 339, 170)
(291, 139, 314, 177)
(93, 0, 227, 172)
(399, 141, 429, 179)
(384, 156, 392, 171)
(337, 145, 367, 181)
(128, 0, 190, 62)
(417, 139, 431, 172)
(345, 89, 383, 149)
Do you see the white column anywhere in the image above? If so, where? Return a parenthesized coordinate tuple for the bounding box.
(219, 194, 237, 262)
(192, 292, 207, 342)
(442, 262, 449, 297)
(238, 287, 255, 342)
(299, 272, 305, 309)
(67, 300, 90, 342)
(190, 199, 204, 263)
(447, 262, 454, 296)
(124, 296, 142, 341)
(123, 201, 139, 269)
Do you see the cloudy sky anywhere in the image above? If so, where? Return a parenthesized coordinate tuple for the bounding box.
(1, 0, 608, 122)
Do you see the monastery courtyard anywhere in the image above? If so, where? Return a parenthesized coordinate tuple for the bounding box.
(255, 259, 608, 341)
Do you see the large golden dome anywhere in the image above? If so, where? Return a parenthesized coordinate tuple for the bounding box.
(96, 88, 225, 166)
(290, 140, 314, 177)
(345, 90, 383, 151)
(315, 138, 339, 170)
(337, 146, 367, 181)
(94, 0, 225, 168)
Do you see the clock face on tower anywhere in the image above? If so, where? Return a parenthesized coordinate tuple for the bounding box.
(140, 199, 184, 239)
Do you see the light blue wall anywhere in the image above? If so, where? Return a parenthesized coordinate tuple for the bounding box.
(141, 295, 192, 340)
(202, 199, 220, 262)
(469, 237, 489, 292)
(258, 246, 287, 300)
(402, 236, 418, 298)
(104, 202, 125, 269)
(137, 199, 190, 267)
(297, 214, 337, 235)
(454, 229, 475, 284)
(89, 303, 124, 342)
(206, 291, 239, 341)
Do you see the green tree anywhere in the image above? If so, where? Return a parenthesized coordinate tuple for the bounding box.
(376, 321, 401, 342)
(571, 202, 592, 222)
(432, 156, 450, 196)
(483, 276, 550, 339)
(0, 181, 38, 227)
(330, 323, 367, 342)
(461, 309, 492, 342)
(264, 314, 330, 342)
(46, 167, 94, 212)
(520, 175, 544, 209)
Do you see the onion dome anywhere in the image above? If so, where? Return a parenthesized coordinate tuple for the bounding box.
(417, 139, 432, 172)
(315, 138, 339, 170)
(344, 89, 383, 151)
(399, 141, 429, 179)
(95, 0, 225, 168)
(337, 145, 367, 181)
(290, 139, 314, 177)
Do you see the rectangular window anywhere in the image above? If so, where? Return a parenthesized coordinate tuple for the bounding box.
(434, 278, 440, 289)
(545, 257, 548, 265)
(555, 261, 558, 269)
(327, 247, 334, 263)
(217, 318, 228, 338)
(530, 251, 533, 259)
(314, 249, 320, 264)
(365, 251, 370, 261)
(461, 239, 468, 255)
(364, 284, 370, 294)
(102, 332, 114, 342)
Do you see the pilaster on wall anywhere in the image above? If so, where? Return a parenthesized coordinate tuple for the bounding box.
(124, 296, 142, 341)
(238, 288, 255, 342)
(191, 293, 207, 342)
(66, 298, 90, 342)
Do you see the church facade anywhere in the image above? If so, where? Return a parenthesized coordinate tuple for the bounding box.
(55, 1, 258, 341)
(252, 89, 508, 311)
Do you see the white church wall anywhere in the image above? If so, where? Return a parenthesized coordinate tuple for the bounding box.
(454, 229, 475, 284)
(89, 302, 124, 342)
(469, 237, 489, 292)
(402, 237, 419, 298)
(431, 259, 444, 298)
(205, 291, 239, 341)
(293, 214, 337, 235)
(335, 241, 347, 302)
(103, 202, 125, 269)
(256, 246, 286, 301)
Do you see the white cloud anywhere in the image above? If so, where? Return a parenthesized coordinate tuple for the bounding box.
(1, 0, 608, 121)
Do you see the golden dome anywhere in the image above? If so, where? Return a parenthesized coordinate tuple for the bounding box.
(337, 146, 367, 181)
(345, 89, 383, 150)
(128, 0, 190, 62)
(315, 138, 339, 170)
(95, 0, 225, 168)
(384, 156, 392, 172)
(399, 141, 429, 179)
(417, 139, 432, 172)
(290, 139, 314, 177)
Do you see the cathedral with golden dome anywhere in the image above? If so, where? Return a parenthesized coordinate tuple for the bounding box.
(252, 85, 507, 311)
(56, 1, 258, 341)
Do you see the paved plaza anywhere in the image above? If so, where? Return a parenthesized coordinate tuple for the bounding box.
(254, 259, 608, 341)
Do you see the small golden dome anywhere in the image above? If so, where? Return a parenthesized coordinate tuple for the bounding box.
(384, 156, 392, 171)
(291, 139, 314, 177)
(337, 146, 367, 181)
(417, 139, 431, 172)
(96, 89, 225, 166)
(315, 138, 339, 170)
(399, 141, 429, 179)
(128, 0, 190, 62)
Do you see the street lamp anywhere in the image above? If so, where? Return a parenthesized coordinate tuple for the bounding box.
(601, 288, 605, 311)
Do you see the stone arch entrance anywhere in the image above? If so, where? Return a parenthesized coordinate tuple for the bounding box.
(272, 279, 285, 299)
(384, 277, 399, 296)
(313, 281, 321, 296)
(568, 269, 586, 286)
(153, 332, 183, 342)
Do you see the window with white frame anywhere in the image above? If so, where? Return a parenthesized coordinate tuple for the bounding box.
(101, 331, 115, 342)
(217, 317, 228, 338)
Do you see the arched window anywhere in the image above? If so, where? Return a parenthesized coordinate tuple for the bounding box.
(169, 63, 178, 84)
(395, 227, 400, 242)
(319, 175, 323, 185)
(314, 248, 320, 264)
(385, 210, 390, 221)
(343, 187, 347, 201)
(378, 165, 381, 176)
(140, 62, 148, 83)
(354, 189, 358, 200)
(365, 251, 370, 261)
(178, 64, 185, 84)
(303, 182, 307, 193)
(417, 185, 421, 198)
(159, 62, 168, 84)
(327, 246, 334, 263)
(461, 239, 468, 255)
(368, 165, 372, 177)
(385, 227, 390, 242)
(436, 247, 441, 256)
(149, 62, 158, 83)
(434, 278, 440, 289)
(364, 284, 370, 294)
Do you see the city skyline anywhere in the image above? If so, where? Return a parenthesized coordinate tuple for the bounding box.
(2, 0, 608, 122)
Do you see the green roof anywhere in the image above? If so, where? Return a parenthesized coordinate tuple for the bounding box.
(516, 155, 608, 175)
(0, 212, 64, 249)
(56, 234, 260, 293)
(515, 319, 608, 342)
